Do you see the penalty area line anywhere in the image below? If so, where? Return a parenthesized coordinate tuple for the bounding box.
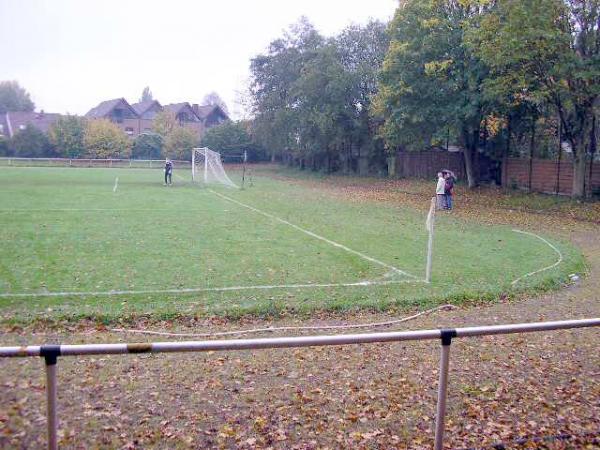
(113, 176, 119, 192)
(510, 229, 564, 286)
(209, 189, 418, 280)
(0, 278, 427, 299)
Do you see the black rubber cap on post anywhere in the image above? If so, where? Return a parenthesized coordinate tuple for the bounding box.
(40, 345, 61, 365)
(440, 329, 457, 346)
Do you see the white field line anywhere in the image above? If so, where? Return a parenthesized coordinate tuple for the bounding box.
(0, 279, 426, 299)
(209, 189, 418, 280)
(511, 229, 564, 286)
(110, 304, 456, 337)
(0, 209, 213, 212)
(113, 177, 119, 192)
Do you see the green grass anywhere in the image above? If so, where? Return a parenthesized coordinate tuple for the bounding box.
(0, 166, 585, 323)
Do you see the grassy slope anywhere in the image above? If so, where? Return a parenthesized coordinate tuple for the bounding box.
(0, 167, 585, 322)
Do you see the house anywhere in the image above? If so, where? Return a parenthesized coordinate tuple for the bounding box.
(85, 97, 230, 139)
(131, 100, 163, 133)
(163, 102, 203, 136)
(0, 111, 62, 139)
(85, 98, 140, 136)
(193, 104, 228, 128)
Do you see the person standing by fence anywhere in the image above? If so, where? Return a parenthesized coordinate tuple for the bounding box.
(436, 172, 446, 209)
(444, 170, 455, 210)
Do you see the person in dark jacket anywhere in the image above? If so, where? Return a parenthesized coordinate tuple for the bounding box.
(164, 159, 173, 186)
(443, 170, 455, 210)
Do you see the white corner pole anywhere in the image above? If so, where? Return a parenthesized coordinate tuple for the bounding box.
(426, 196, 436, 283)
(434, 331, 453, 450)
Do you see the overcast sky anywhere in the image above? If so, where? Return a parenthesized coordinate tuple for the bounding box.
(0, 0, 397, 119)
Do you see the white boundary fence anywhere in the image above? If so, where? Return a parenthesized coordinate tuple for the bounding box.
(1, 318, 599, 449)
(0, 157, 191, 169)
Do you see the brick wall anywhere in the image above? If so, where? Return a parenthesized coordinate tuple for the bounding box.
(502, 157, 600, 195)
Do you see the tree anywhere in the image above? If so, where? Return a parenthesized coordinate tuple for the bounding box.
(250, 18, 324, 163)
(374, 0, 493, 187)
(0, 81, 35, 113)
(471, 0, 600, 197)
(10, 125, 54, 157)
(83, 119, 131, 158)
(164, 126, 198, 160)
(200, 121, 252, 158)
(132, 132, 164, 159)
(202, 91, 229, 115)
(152, 110, 177, 137)
(140, 86, 153, 103)
(48, 115, 87, 158)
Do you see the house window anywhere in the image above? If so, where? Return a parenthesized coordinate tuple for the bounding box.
(125, 127, 134, 136)
(113, 109, 124, 124)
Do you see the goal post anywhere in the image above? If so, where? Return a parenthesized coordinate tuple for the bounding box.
(191, 147, 238, 188)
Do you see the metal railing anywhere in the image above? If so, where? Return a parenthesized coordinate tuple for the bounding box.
(0, 157, 191, 169)
(1, 318, 599, 449)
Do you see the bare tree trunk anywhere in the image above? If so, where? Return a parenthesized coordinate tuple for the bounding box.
(461, 128, 479, 188)
(387, 154, 396, 177)
(463, 146, 476, 188)
(572, 152, 587, 198)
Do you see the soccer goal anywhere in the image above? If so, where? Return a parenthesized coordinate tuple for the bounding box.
(191, 147, 238, 188)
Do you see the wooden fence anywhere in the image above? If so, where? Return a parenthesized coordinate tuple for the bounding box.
(502, 157, 600, 196)
(394, 150, 500, 184)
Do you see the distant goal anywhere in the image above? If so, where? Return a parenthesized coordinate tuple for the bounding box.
(191, 147, 238, 188)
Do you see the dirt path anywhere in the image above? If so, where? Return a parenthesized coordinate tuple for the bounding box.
(1, 178, 599, 449)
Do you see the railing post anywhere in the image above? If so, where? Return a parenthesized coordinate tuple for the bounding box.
(434, 329, 455, 450)
(41, 345, 61, 450)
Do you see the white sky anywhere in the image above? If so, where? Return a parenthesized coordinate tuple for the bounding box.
(0, 0, 397, 119)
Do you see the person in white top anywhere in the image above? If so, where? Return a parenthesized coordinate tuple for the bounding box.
(436, 172, 446, 210)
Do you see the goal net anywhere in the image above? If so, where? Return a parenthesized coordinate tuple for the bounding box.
(191, 148, 238, 188)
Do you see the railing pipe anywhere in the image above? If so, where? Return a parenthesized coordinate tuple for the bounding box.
(1, 318, 598, 358)
(1, 318, 598, 450)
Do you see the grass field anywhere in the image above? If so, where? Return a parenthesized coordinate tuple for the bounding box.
(0, 165, 585, 322)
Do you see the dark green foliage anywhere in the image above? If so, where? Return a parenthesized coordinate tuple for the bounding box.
(250, 18, 389, 173)
(471, 0, 600, 198)
(374, 0, 493, 187)
(132, 132, 163, 159)
(10, 125, 55, 157)
(0, 80, 34, 114)
(0, 136, 9, 156)
(200, 121, 267, 161)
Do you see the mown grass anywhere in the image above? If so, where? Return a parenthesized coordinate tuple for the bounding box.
(0, 166, 585, 324)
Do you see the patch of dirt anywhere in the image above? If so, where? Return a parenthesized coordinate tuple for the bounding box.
(1, 174, 599, 449)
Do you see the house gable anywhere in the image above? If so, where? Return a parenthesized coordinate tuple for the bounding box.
(193, 104, 229, 128)
(132, 100, 163, 120)
(85, 98, 139, 123)
(163, 103, 201, 124)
